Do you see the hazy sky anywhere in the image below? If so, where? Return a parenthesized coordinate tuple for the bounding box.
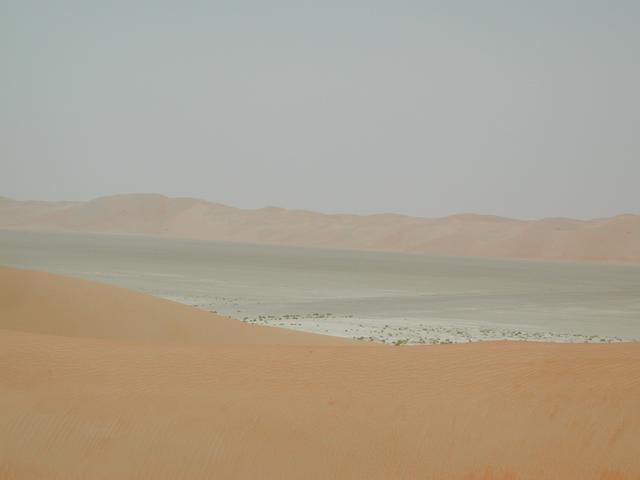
(2, 1, 638, 219)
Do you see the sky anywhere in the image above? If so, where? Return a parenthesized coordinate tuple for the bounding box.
(2, 0, 638, 219)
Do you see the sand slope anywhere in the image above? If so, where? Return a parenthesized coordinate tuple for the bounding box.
(0, 267, 347, 346)
(1, 267, 640, 479)
(1, 193, 639, 263)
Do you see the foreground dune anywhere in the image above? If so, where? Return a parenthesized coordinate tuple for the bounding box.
(0, 267, 349, 346)
(1, 193, 639, 263)
(1, 267, 640, 479)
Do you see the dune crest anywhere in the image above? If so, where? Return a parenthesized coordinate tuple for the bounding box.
(1, 193, 639, 263)
(1, 267, 640, 479)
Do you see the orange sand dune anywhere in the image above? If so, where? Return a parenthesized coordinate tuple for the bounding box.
(1, 193, 639, 263)
(1, 267, 640, 479)
(0, 267, 347, 346)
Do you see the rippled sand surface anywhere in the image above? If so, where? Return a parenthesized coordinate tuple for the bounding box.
(1, 267, 640, 479)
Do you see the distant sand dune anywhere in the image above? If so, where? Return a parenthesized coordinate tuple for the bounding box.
(1, 266, 640, 478)
(1, 193, 639, 263)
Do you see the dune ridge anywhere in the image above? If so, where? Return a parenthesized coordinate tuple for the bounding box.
(0, 267, 348, 346)
(1, 266, 640, 479)
(1, 193, 639, 263)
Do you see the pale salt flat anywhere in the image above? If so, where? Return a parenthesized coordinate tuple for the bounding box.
(2, 229, 639, 344)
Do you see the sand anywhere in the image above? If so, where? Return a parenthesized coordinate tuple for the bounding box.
(0, 266, 350, 346)
(1, 193, 639, 263)
(2, 267, 640, 479)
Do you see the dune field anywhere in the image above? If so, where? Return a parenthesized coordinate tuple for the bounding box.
(4, 1, 639, 479)
(1, 266, 640, 479)
(1, 194, 639, 264)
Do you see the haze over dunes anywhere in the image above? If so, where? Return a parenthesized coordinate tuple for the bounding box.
(1, 193, 639, 263)
(1, 266, 639, 479)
